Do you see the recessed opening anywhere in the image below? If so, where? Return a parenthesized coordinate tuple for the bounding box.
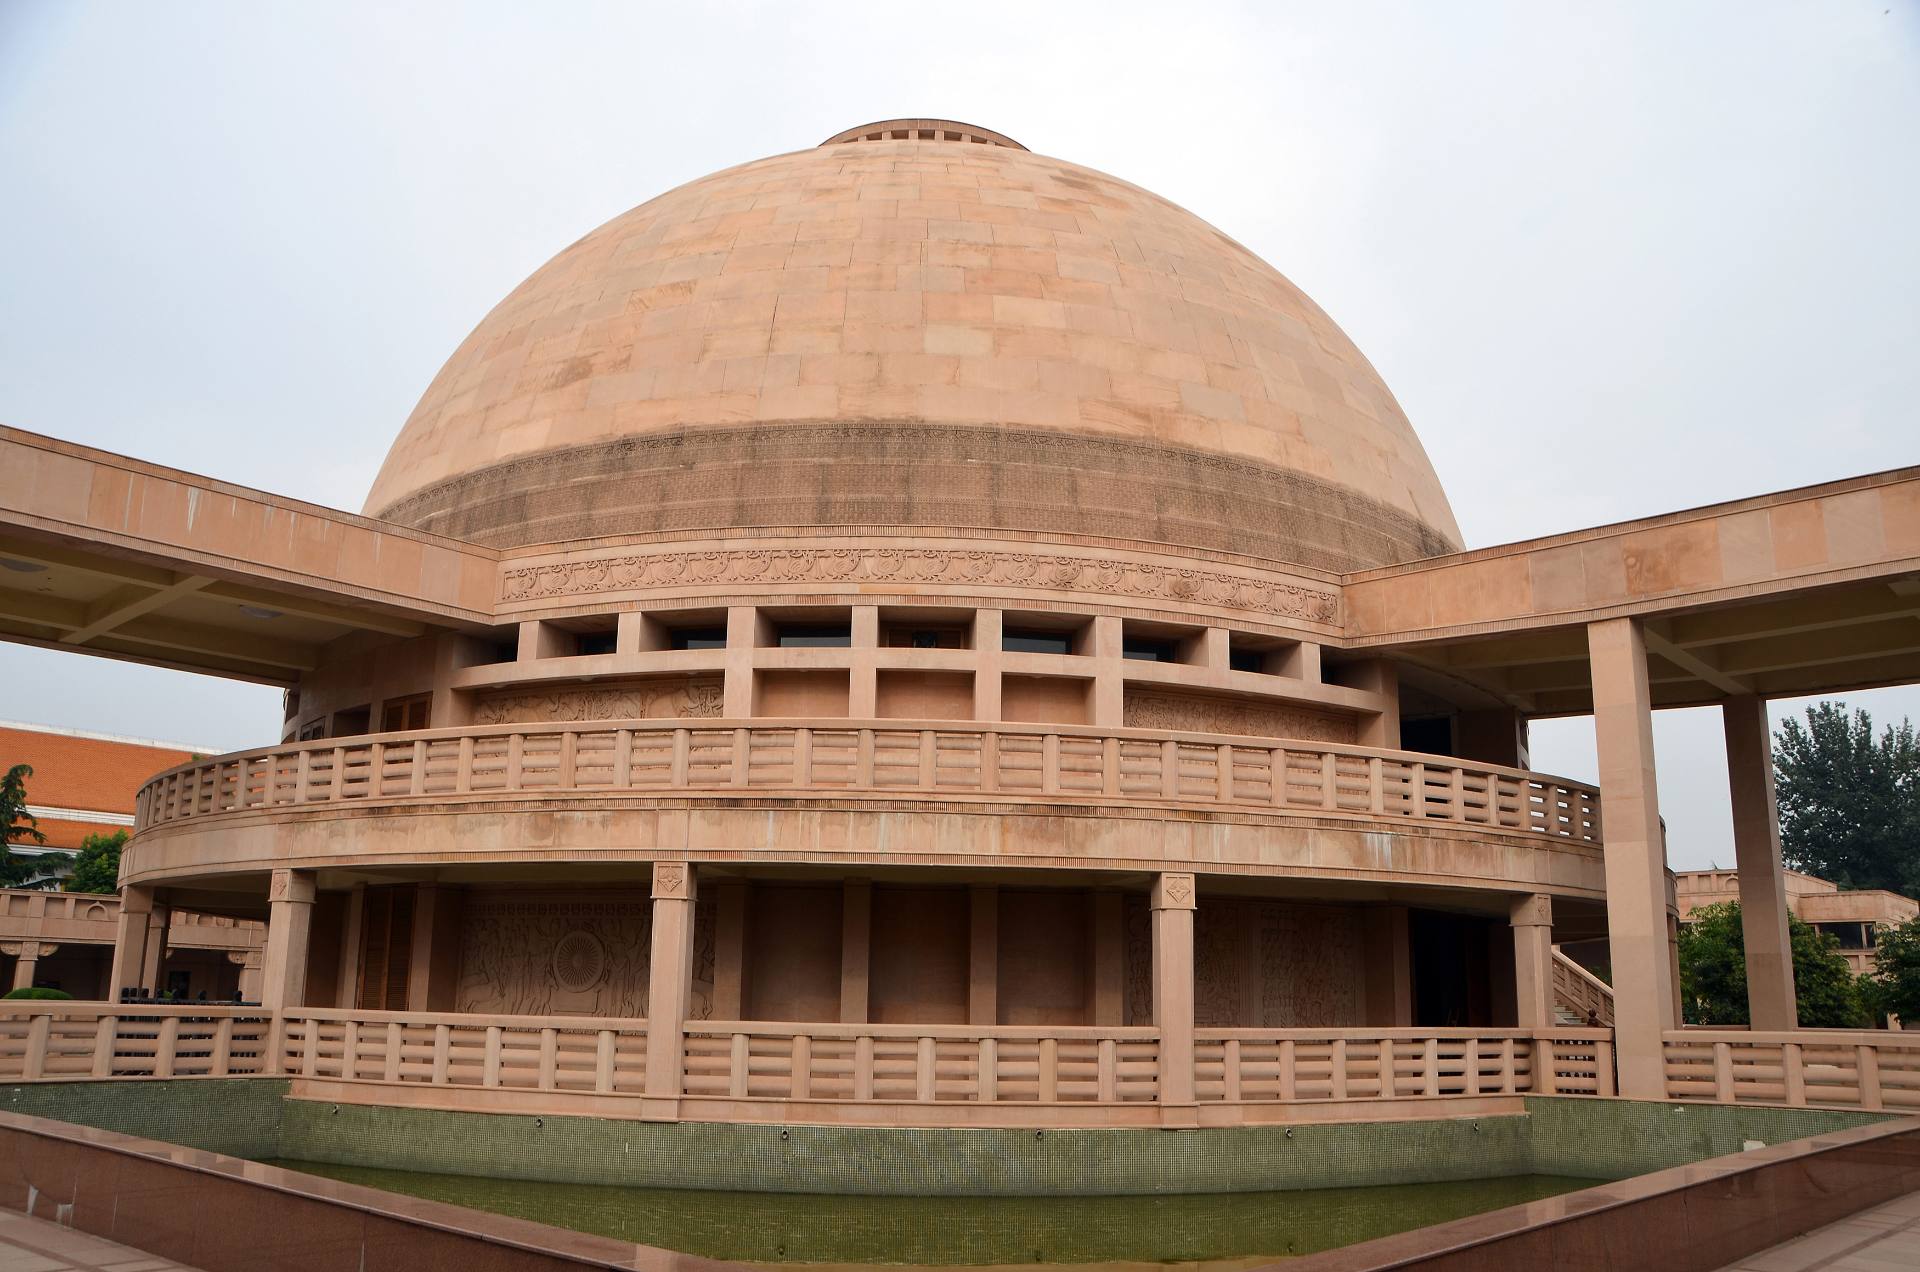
(777, 624, 851, 648)
(331, 704, 372, 737)
(881, 607, 972, 650)
(670, 627, 728, 651)
(1228, 633, 1292, 676)
(756, 669, 850, 717)
(1001, 674, 1090, 725)
(1002, 612, 1090, 656)
(1122, 619, 1204, 665)
(379, 694, 431, 733)
(876, 670, 973, 719)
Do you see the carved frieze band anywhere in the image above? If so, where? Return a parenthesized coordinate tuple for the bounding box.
(500, 547, 1339, 626)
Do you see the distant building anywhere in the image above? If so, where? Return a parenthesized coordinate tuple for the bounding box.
(1676, 869, 1919, 974)
(0, 722, 213, 877)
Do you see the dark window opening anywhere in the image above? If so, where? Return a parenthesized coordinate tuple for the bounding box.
(670, 627, 728, 651)
(1229, 648, 1267, 673)
(1003, 629, 1072, 655)
(379, 695, 431, 733)
(776, 624, 851, 648)
(1123, 638, 1176, 662)
(577, 631, 617, 657)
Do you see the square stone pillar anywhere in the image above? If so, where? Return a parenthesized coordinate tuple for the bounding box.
(713, 881, 749, 1020)
(142, 904, 171, 993)
(1090, 616, 1125, 727)
(1723, 695, 1798, 1031)
(335, 883, 366, 1009)
(1151, 872, 1196, 1122)
(1363, 905, 1413, 1026)
(840, 879, 871, 1024)
(1587, 618, 1677, 1098)
(1088, 890, 1125, 1027)
(643, 861, 698, 1118)
(261, 870, 317, 1013)
(1510, 895, 1555, 1030)
(969, 884, 998, 1026)
(107, 885, 155, 999)
(7, 942, 42, 992)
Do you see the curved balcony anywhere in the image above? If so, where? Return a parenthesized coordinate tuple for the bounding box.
(132, 720, 1602, 845)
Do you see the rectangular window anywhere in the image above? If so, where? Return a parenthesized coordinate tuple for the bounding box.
(1229, 648, 1266, 674)
(577, 630, 617, 657)
(670, 627, 728, 650)
(379, 695, 431, 733)
(1003, 630, 1072, 655)
(1122, 637, 1176, 662)
(776, 624, 851, 648)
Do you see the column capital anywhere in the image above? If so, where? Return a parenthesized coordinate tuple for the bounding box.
(269, 869, 316, 906)
(1508, 894, 1553, 928)
(651, 860, 696, 902)
(119, 885, 154, 916)
(1151, 872, 1196, 911)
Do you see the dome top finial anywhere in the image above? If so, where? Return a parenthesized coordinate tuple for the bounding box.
(820, 119, 1027, 150)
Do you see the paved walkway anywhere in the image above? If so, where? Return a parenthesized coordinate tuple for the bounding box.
(1716, 1188, 1920, 1270)
(0, 1212, 197, 1272)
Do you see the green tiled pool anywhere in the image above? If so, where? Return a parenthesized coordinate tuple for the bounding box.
(261, 1159, 1601, 1264)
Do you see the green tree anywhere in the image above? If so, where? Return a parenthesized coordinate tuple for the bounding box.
(62, 829, 126, 895)
(1677, 901, 1870, 1029)
(1775, 703, 1920, 894)
(1872, 916, 1920, 1023)
(0, 763, 47, 888)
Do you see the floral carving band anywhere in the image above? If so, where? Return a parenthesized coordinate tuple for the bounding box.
(501, 547, 1339, 625)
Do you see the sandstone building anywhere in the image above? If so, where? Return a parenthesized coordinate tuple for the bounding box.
(0, 121, 1915, 1125)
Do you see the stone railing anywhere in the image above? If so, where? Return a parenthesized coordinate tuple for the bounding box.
(0, 888, 265, 953)
(1194, 1027, 1614, 1102)
(681, 1021, 1160, 1106)
(0, 1004, 272, 1080)
(278, 1008, 649, 1094)
(1664, 1030, 1920, 1111)
(134, 720, 1603, 844)
(1552, 950, 1615, 1026)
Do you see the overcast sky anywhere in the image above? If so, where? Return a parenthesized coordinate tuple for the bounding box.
(1, 2, 1915, 869)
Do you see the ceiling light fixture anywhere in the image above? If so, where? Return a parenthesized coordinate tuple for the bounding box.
(238, 605, 283, 620)
(0, 559, 46, 574)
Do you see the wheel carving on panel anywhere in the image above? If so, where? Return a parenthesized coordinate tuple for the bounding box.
(552, 929, 608, 994)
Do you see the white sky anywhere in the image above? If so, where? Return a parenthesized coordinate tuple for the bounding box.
(1, 2, 1915, 868)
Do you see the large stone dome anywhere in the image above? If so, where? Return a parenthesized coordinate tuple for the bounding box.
(366, 122, 1461, 570)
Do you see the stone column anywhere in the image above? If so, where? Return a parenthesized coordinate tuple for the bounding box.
(969, 884, 998, 1026)
(107, 885, 154, 999)
(840, 879, 871, 1024)
(1510, 895, 1555, 1030)
(713, 881, 749, 1020)
(643, 861, 697, 1119)
(260, 870, 316, 1013)
(1348, 661, 1401, 749)
(142, 903, 171, 993)
(229, 950, 263, 1004)
(1363, 905, 1413, 1026)
(1151, 872, 1197, 1123)
(849, 606, 879, 717)
(723, 606, 758, 717)
(972, 609, 1004, 721)
(1087, 890, 1125, 1027)
(335, 883, 366, 1009)
(1723, 695, 1798, 1030)
(6, 942, 42, 992)
(1090, 616, 1125, 727)
(1587, 618, 1677, 1098)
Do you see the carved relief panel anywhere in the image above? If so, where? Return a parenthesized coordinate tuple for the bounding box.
(1190, 899, 1365, 1028)
(1123, 689, 1355, 744)
(473, 677, 723, 726)
(455, 892, 652, 1017)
